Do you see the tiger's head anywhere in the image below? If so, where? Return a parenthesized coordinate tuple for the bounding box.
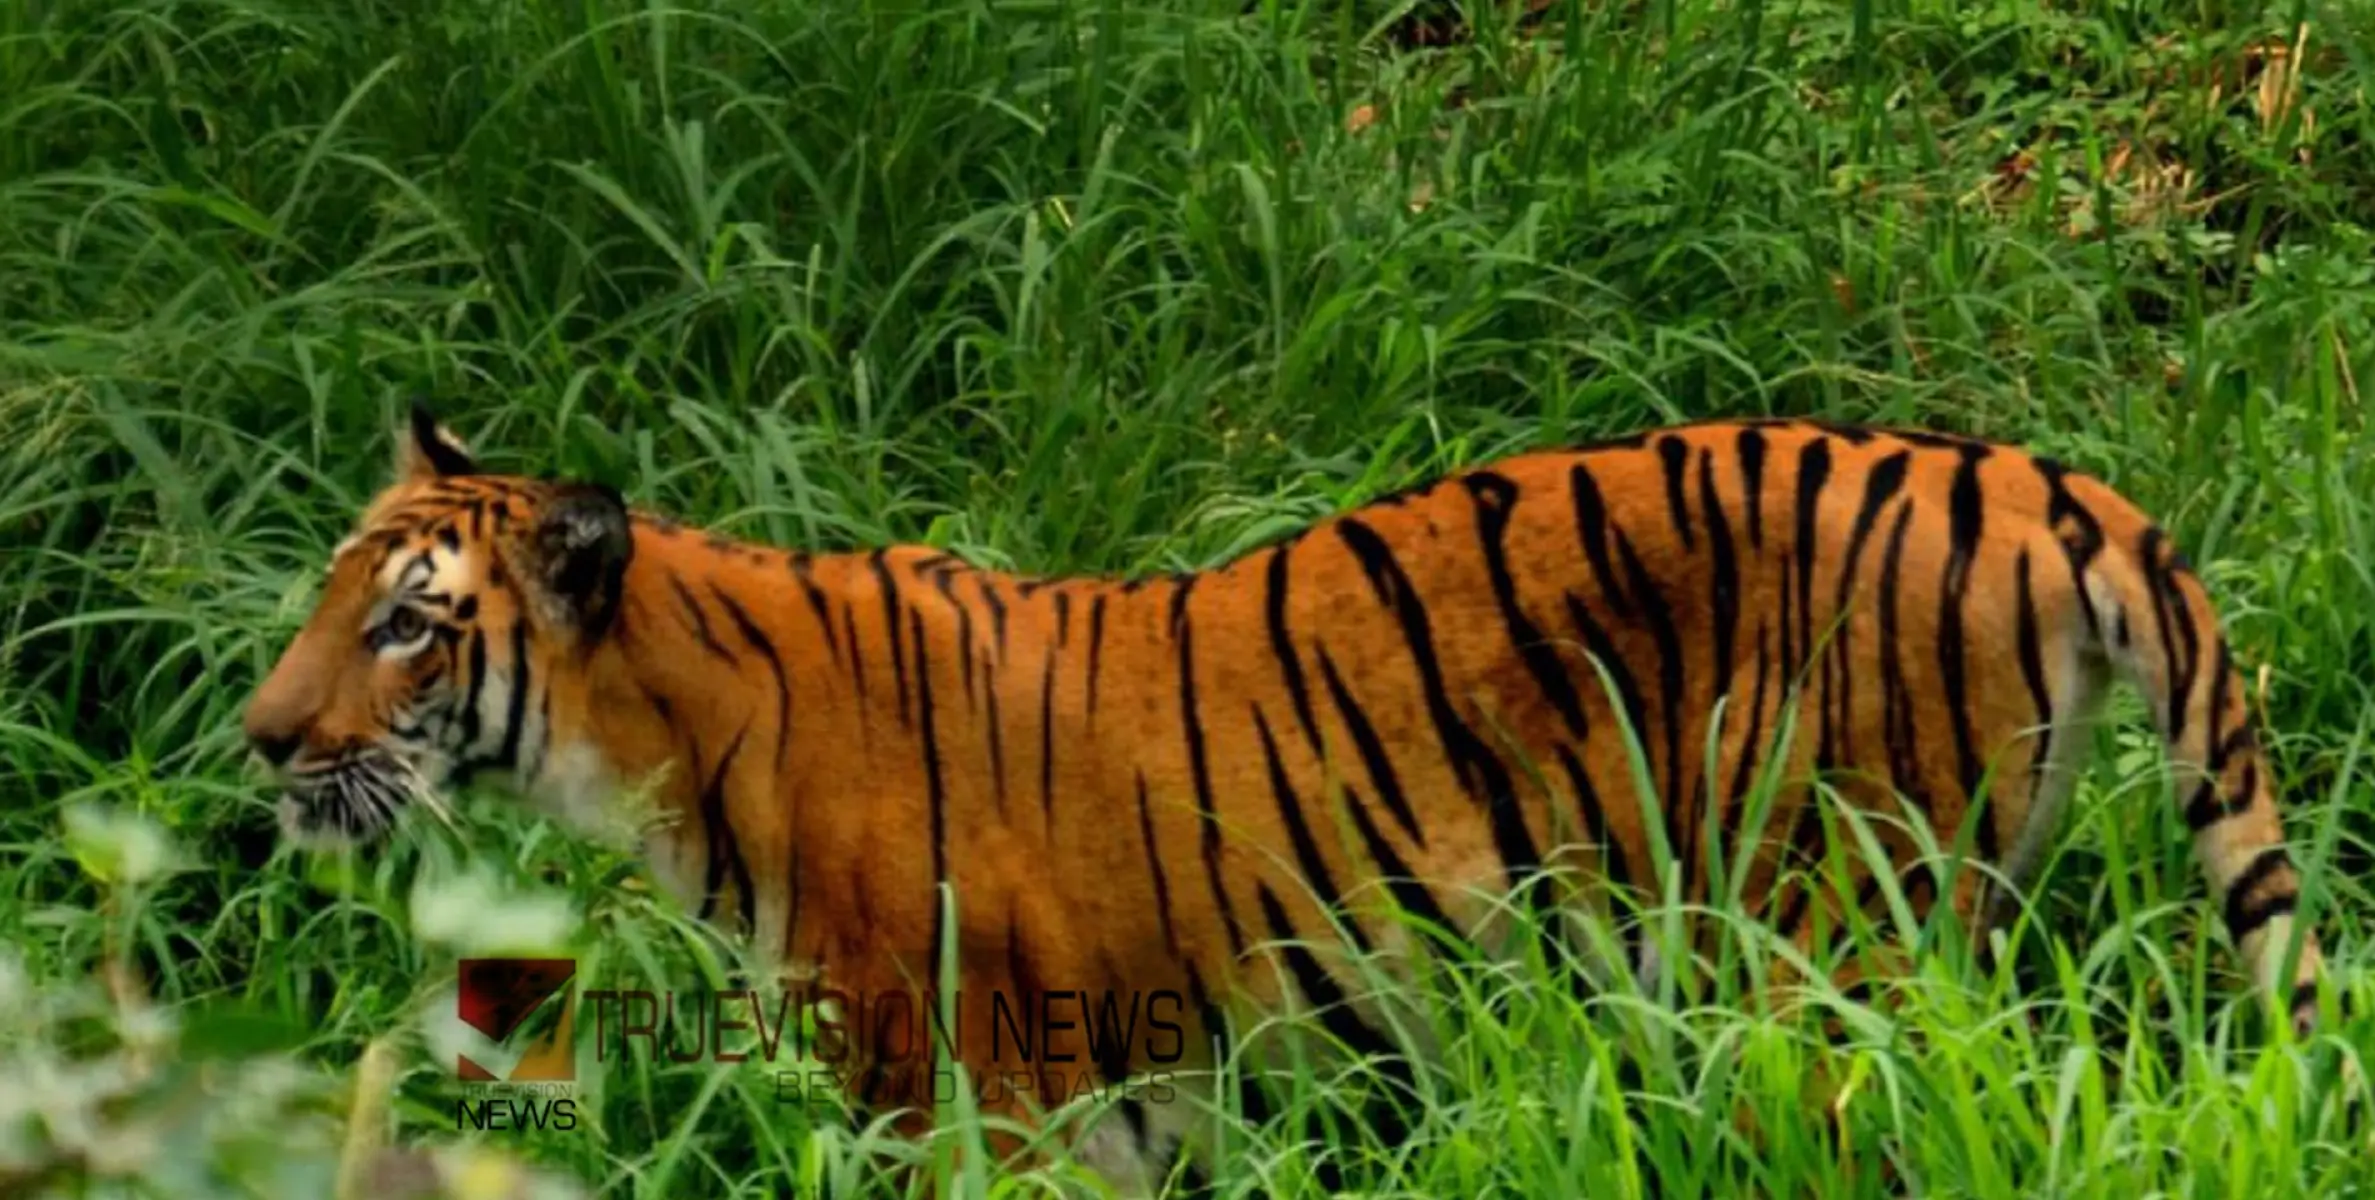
(241, 403, 635, 846)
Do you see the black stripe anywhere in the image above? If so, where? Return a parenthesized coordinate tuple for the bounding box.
(1736, 426, 1768, 550)
(984, 661, 1008, 817)
(2223, 847, 2294, 943)
(2204, 641, 2235, 771)
(2036, 456, 2106, 641)
(1614, 529, 1689, 890)
(1315, 646, 1426, 846)
(870, 550, 912, 728)
(1338, 518, 1547, 896)
(1004, 901, 1033, 1048)
(2288, 978, 2322, 1029)
(1135, 773, 1180, 952)
(1892, 428, 1975, 451)
(977, 575, 1009, 656)
(1184, 962, 1228, 1068)
(1807, 420, 1877, 445)
(856, 1034, 888, 1108)
(1336, 516, 1569, 1002)
(1039, 649, 1058, 827)
(2140, 528, 2185, 739)
(934, 569, 977, 709)
(525, 687, 552, 783)
(1254, 707, 1373, 955)
(2184, 762, 2257, 831)
(1054, 591, 1072, 646)
(791, 558, 840, 671)
(1876, 500, 1922, 806)
(840, 603, 871, 724)
(1657, 434, 1695, 551)
(1687, 448, 1743, 890)
(1265, 544, 1324, 752)
(2014, 548, 2056, 808)
(1826, 449, 1910, 763)
(1114, 1097, 1148, 1146)
(1772, 795, 1830, 937)
(2035, 457, 2104, 566)
(695, 725, 757, 935)
(911, 607, 950, 974)
(1468, 472, 1587, 738)
(1167, 575, 1194, 638)
(2213, 725, 2257, 774)
(2166, 540, 2205, 745)
(1173, 575, 1246, 956)
(1557, 744, 1632, 893)
(669, 575, 734, 662)
(1339, 775, 1460, 949)
(1562, 594, 1652, 785)
(1793, 438, 1833, 714)
(1699, 449, 1740, 693)
(713, 584, 794, 773)
(1903, 862, 1940, 913)
(493, 618, 531, 770)
(1844, 862, 1940, 926)
(1938, 443, 1992, 856)
(1255, 884, 1400, 1061)
(1089, 955, 1138, 1088)
(1559, 428, 1656, 454)
(636, 679, 674, 726)
(1569, 463, 1633, 619)
(458, 628, 488, 750)
(1723, 620, 1773, 849)
(1086, 594, 1108, 724)
(1847, 867, 1894, 922)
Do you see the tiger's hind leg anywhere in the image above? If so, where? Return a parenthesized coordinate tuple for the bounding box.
(1733, 618, 2113, 1184)
(867, 1077, 1198, 1200)
(1730, 763, 2041, 1189)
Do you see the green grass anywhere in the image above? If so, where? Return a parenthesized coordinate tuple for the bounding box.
(4, 0, 2374, 1194)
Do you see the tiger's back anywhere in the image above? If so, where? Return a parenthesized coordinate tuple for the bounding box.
(962, 420, 2305, 973)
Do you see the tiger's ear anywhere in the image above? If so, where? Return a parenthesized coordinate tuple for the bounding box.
(399, 399, 478, 480)
(514, 482, 634, 643)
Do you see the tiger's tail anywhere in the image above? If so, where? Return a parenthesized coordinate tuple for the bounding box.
(2083, 506, 2328, 1038)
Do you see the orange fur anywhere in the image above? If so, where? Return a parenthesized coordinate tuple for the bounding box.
(244, 411, 2333, 1192)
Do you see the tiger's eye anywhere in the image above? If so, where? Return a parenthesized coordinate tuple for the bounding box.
(381, 605, 428, 645)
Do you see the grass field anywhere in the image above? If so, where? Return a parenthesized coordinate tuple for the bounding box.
(4, 0, 2374, 1195)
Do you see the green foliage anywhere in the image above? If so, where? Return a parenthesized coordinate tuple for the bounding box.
(1, 0, 2370, 1195)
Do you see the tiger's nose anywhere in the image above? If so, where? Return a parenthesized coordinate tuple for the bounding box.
(249, 732, 302, 768)
(242, 709, 307, 768)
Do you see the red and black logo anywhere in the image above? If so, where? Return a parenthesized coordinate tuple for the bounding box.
(455, 957, 576, 1082)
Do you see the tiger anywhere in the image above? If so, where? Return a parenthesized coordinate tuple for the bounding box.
(242, 402, 2334, 1193)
